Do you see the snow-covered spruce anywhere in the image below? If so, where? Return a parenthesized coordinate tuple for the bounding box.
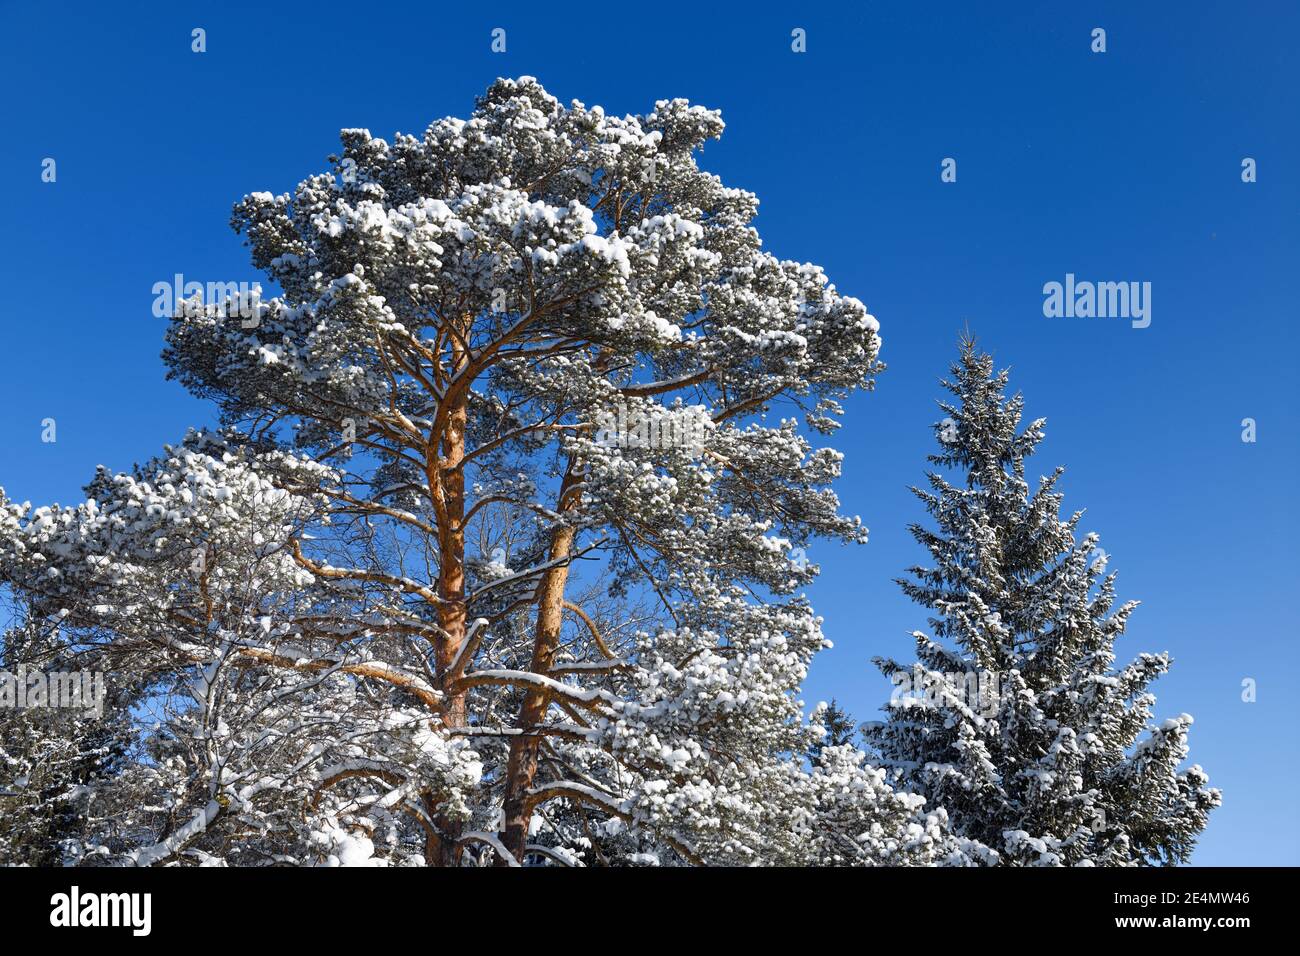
(0, 78, 979, 866)
(863, 340, 1220, 866)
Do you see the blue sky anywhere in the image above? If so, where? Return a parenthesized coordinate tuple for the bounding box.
(1, 1, 1296, 864)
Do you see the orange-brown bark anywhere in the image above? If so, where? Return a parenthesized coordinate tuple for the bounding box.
(496, 461, 581, 863)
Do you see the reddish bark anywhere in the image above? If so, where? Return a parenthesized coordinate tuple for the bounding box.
(496, 462, 581, 863)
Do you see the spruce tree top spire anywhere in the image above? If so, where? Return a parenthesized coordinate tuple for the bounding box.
(902, 336, 1079, 672)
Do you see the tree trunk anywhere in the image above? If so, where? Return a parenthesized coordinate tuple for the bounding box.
(497, 460, 580, 863)
(436, 392, 469, 725)
(429, 364, 470, 865)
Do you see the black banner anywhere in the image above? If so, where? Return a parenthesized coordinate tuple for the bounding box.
(0, 864, 1278, 943)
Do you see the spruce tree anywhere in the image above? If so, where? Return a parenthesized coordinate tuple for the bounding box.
(809, 698, 859, 765)
(864, 338, 1220, 865)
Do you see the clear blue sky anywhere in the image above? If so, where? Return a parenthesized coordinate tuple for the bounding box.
(1, 2, 1296, 864)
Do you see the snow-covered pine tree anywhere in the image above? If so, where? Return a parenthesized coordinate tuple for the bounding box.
(0, 623, 136, 866)
(864, 338, 1220, 866)
(1, 78, 978, 866)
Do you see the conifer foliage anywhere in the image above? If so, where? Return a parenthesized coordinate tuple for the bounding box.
(0, 78, 1219, 868)
(0, 78, 981, 867)
(865, 340, 1219, 865)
